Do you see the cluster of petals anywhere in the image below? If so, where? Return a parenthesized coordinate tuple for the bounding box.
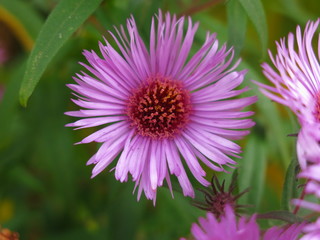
(180, 205, 305, 240)
(66, 10, 256, 201)
(255, 19, 320, 168)
(300, 218, 320, 240)
(256, 19, 320, 239)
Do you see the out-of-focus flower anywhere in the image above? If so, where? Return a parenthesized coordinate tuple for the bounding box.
(180, 205, 305, 240)
(300, 218, 320, 240)
(264, 223, 307, 240)
(0, 226, 19, 240)
(0, 21, 21, 65)
(0, 47, 9, 65)
(255, 19, 320, 168)
(66, 10, 256, 201)
(192, 175, 248, 218)
(292, 162, 320, 239)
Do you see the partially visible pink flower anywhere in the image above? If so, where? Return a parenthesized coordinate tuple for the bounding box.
(297, 124, 320, 169)
(66, 10, 256, 201)
(180, 205, 305, 240)
(264, 223, 306, 240)
(255, 19, 320, 169)
(255, 18, 320, 240)
(181, 205, 259, 240)
(292, 124, 320, 239)
(292, 163, 320, 239)
(256, 19, 320, 126)
(300, 218, 320, 240)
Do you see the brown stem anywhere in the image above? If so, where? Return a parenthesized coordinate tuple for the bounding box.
(293, 179, 310, 214)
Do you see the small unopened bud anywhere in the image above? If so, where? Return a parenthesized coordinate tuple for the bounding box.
(192, 174, 249, 219)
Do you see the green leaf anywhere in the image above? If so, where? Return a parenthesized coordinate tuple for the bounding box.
(237, 0, 268, 57)
(278, 0, 316, 24)
(227, 0, 247, 58)
(0, 61, 25, 149)
(281, 157, 300, 211)
(257, 210, 305, 223)
(239, 136, 267, 211)
(19, 0, 103, 106)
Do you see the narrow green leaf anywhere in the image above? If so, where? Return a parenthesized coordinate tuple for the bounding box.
(239, 136, 267, 211)
(227, 0, 247, 58)
(257, 210, 305, 223)
(19, 0, 103, 106)
(281, 157, 300, 211)
(237, 0, 268, 57)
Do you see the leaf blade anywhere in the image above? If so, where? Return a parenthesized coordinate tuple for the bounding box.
(227, 0, 247, 58)
(281, 157, 300, 211)
(19, 0, 103, 106)
(237, 0, 268, 57)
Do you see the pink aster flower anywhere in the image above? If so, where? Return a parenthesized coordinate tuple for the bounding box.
(180, 206, 259, 240)
(181, 205, 305, 240)
(255, 18, 320, 240)
(292, 157, 320, 239)
(66, 10, 256, 201)
(255, 19, 320, 169)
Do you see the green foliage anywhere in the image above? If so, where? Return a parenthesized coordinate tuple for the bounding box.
(227, 0, 247, 57)
(19, 0, 103, 106)
(281, 157, 300, 211)
(237, 0, 268, 57)
(238, 136, 267, 212)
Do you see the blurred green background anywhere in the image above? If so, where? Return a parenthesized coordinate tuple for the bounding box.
(0, 0, 319, 239)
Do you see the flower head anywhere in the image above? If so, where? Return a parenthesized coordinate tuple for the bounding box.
(0, 225, 19, 240)
(256, 19, 320, 127)
(66, 10, 256, 201)
(254, 18, 320, 240)
(255, 19, 320, 170)
(181, 205, 259, 240)
(181, 205, 305, 240)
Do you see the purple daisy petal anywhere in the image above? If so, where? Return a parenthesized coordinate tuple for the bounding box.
(66, 10, 256, 201)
